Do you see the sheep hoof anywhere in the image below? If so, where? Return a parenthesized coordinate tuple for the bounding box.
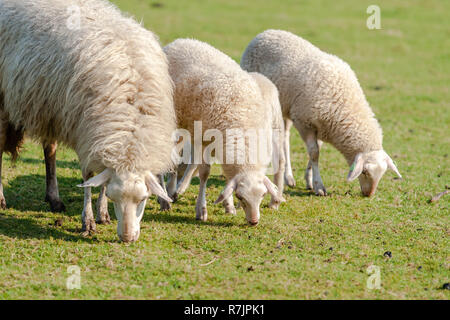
(315, 188, 327, 196)
(170, 192, 179, 203)
(268, 201, 280, 210)
(158, 198, 172, 211)
(0, 197, 6, 210)
(96, 212, 111, 225)
(196, 206, 208, 221)
(81, 219, 96, 236)
(285, 176, 296, 188)
(225, 206, 236, 215)
(49, 199, 66, 213)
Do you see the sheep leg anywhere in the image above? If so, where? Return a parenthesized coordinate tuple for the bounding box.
(43, 141, 66, 212)
(196, 164, 210, 221)
(167, 171, 177, 197)
(270, 130, 286, 209)
(81, 171, 96, 235)
(174, 163, 198, 201)
(95, 184, 110, 224)
(304, 133, 326, 196)
(0, 150, 5, 210)
(283, 118, 296, 187)
(223, 195, 236, 215)
(304, 140, 323, 190)
(157, 174, 171, 211)
(0, 117, 7, 209)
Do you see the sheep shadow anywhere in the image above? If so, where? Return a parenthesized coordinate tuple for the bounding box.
(144, 210, 237, 228)
(3, 174, 93, 216)
(0, 213, 97, 242)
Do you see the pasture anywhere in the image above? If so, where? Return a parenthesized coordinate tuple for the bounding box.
(0, 0, 448, 299)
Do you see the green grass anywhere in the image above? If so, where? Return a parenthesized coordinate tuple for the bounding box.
(0, 0, 449, 299)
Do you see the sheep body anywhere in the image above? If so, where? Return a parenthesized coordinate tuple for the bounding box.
(0, 0, 176, 240)
(241, 29, 400, 196)
(163, 39, 283, 223)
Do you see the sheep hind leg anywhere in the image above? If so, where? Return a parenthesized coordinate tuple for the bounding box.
(95, 184, 110, 224)
(81, 171, 96, 236)
(196, 164, 210, 221)
(43, 141, 66, 212)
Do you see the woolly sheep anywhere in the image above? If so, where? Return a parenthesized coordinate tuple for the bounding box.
(247, 72, 286, 209)
(241, 29, 402, 197)
(0, 0, 175, 242)
(162, 39, 284, 225)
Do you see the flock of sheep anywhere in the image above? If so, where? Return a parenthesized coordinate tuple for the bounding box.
(0, 0, 401, 243)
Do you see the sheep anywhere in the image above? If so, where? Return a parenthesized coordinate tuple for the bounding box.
(162, 39, 284, 225)
(241, 29, 402, 197)
(0, 0, 175, 242)
(247, 72, 286, 209)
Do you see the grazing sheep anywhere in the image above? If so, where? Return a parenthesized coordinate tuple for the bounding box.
(0, 0, 175, 242)
(247, 72, 286, 209)
(163, 39, 284, 225)
(241, 29, 402, 197)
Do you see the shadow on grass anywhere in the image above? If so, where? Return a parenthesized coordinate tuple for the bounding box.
(17, 157, 80, 170)
(145, 210, 237, 228)
(0, 214, 97, 243)
(189, 175, 227, 188)
(284, 188, 315, 197)
(4, 174, 87, 216)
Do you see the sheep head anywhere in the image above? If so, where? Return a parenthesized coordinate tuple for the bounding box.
(347, 150, 402, 197)
(215, 172, 285, 226)
(79, 169, 172, 242)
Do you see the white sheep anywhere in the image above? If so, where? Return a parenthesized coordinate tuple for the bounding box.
(241, 29, 401, 197)
(0, 0, 175, 242)
(163, 39, 284, 225)
(247, 72, 286, 209)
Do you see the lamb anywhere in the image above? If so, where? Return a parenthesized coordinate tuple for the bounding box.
(247, 72, 286, 209)
(0, 0, 175, 242)
(241, 29, 402, 197)
(162, 39, 284, 225)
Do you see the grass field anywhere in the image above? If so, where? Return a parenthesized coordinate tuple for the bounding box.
(0, 0, 448, 299)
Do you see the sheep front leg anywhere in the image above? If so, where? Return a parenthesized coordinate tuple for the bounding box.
(95, 184, 110, 224)
(283, 118, 296, 187)
(304, 134, 326, 196)
(81, 171, 96, 235)
(270, 137, 286, 209)
(196, 164, 210, 221)
(223, 195, 236, 215)
(43, 141, 66, 212)
(157, 174, 171, 211)
(304, 139, 323, 190)
(173, 163, 198, 201)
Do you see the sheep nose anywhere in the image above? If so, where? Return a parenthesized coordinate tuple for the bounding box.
(120, 231, 139, 243)
(248, 220, 259, 226)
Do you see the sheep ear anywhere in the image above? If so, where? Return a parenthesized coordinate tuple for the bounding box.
(77, 168, 113, 188)
(145, 172, 172, 203)
(347, 153, 364, 182)
(263, 176, 286, 202)
(385, 154, 402, 179)
(214, 178, 237, 204)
